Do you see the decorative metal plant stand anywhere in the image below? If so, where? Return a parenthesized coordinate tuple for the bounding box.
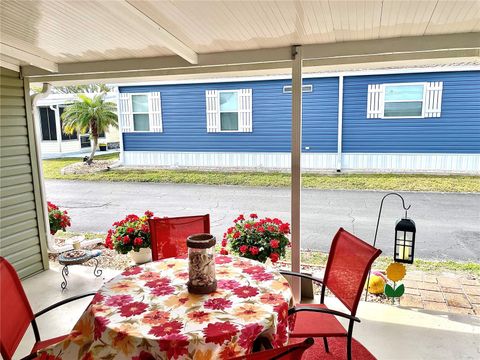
(58, 250, 102, 290)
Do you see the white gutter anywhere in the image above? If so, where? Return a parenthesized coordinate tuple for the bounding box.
(31, 83, 60, 253)
(337, 76, 344, 172)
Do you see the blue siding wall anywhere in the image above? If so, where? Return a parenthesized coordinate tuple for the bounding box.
(120, 77, 339, 153)
(342, 71, 480, 153)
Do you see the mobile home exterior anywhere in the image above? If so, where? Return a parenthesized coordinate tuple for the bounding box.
(35, 93, 120, 155)
(117, 67, 480, 173)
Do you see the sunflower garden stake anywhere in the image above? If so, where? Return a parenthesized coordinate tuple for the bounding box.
(365, 192, 416, 301)
(385, 262, 406, 304)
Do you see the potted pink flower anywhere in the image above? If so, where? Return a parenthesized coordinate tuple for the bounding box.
(221, 214, 290, 264)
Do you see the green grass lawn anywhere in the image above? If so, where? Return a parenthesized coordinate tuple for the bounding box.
(43, 153, 480, 193)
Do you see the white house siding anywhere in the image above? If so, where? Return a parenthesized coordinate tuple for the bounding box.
(342, 153, 480, 173)
(123, 150, 478, 173)
(123, 151, 339, 170)
(0, 67, 49, 278)
(41, 139, 81, 154)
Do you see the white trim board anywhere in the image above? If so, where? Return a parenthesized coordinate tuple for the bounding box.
(114, 65, 480, 88)
(122, 151, 479, 174)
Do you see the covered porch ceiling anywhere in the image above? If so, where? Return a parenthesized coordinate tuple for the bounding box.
(1, 0, 479, 299)
(1, 0, 479, 83)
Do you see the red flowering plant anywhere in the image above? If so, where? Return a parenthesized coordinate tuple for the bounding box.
(47, 201, 71, 235)
(105, 211, 154, 254)
(221, 214, 290, 264)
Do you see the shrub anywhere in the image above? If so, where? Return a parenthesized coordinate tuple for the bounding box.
(221, 213, 290, 263)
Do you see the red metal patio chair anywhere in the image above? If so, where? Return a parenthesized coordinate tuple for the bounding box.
(149, 214, 210, 260)
(281, 228, 381, 360)
(0, 257, 95, 360)
(231, 337, 314, 360)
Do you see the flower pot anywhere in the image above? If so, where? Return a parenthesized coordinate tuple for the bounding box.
(129, 247, 152, 264)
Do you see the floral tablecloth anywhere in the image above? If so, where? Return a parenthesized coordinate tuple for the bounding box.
(40, 255, 293, 360)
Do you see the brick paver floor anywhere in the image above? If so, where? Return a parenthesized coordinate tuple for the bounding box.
(400, 271, 480, 315)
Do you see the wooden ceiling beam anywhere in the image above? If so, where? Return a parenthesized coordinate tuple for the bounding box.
(21, 33, 480, 81)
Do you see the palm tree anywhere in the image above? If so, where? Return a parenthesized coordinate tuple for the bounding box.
(61, 94, 118, 165)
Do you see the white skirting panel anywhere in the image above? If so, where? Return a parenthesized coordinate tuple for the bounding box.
(41, 141, 60, 154)
(123, 151, 338, 170)
(124, 151, 479, 173)
(342, 153, 480, 173)
(41, 140, 81, 154)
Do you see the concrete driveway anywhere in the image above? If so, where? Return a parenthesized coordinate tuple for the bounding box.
(45, 180, 480, 262)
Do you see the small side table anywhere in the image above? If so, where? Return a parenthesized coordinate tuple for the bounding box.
(58, 250, 102, 290)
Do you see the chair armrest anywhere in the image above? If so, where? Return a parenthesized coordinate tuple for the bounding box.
(34, 292, 96, 318)
(288, 306, 361, 322)
(280, 270, 324, 284)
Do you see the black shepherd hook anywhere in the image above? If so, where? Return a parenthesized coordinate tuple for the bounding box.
(365, 192, 412, 301)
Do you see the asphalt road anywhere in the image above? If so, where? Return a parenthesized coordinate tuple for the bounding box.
(45, 180, 480, 262)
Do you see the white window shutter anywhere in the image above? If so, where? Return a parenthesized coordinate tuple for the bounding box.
(118, 93, 133, 132)
(424, 82, 443, 118)
(238, 89, 253, 132)
(367, 84, 383, 118)
(148, 92, 163, 132)
(206, 90, 219, 132)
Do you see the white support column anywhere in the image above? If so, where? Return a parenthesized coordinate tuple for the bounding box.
(51, 105, 62, 153)
(291, 45, 302, 301)
(115, 87, 125, 164)
(336, 75, 344, 171)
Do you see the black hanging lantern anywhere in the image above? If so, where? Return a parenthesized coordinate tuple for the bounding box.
(365, 192, 417, 301)
(394, 218, 416, 264)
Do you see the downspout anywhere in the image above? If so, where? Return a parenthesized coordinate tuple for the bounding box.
(336, 76, 344, 172)
(31, 83, 59, 253)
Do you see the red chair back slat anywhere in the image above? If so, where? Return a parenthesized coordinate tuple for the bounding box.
(323, 228, 382, 315)
(231, 338, 314, 360)
(0, 257, 35, 360)
(149, 215, 210, 260)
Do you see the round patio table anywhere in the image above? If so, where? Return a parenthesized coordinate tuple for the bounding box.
(40, 255, 293, 360)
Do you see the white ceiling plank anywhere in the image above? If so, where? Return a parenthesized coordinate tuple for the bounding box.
(426, 0, 480, 34)
(0, 59, 20, 72)
(2, 0, 478, 64)
(0, 43, 58, 72)
(123, 0, 198, 64)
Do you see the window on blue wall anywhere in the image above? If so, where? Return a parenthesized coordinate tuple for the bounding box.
(383, 84, 424, 118)
(132, 94, 150, 131)
(219, 91, 239, 131)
